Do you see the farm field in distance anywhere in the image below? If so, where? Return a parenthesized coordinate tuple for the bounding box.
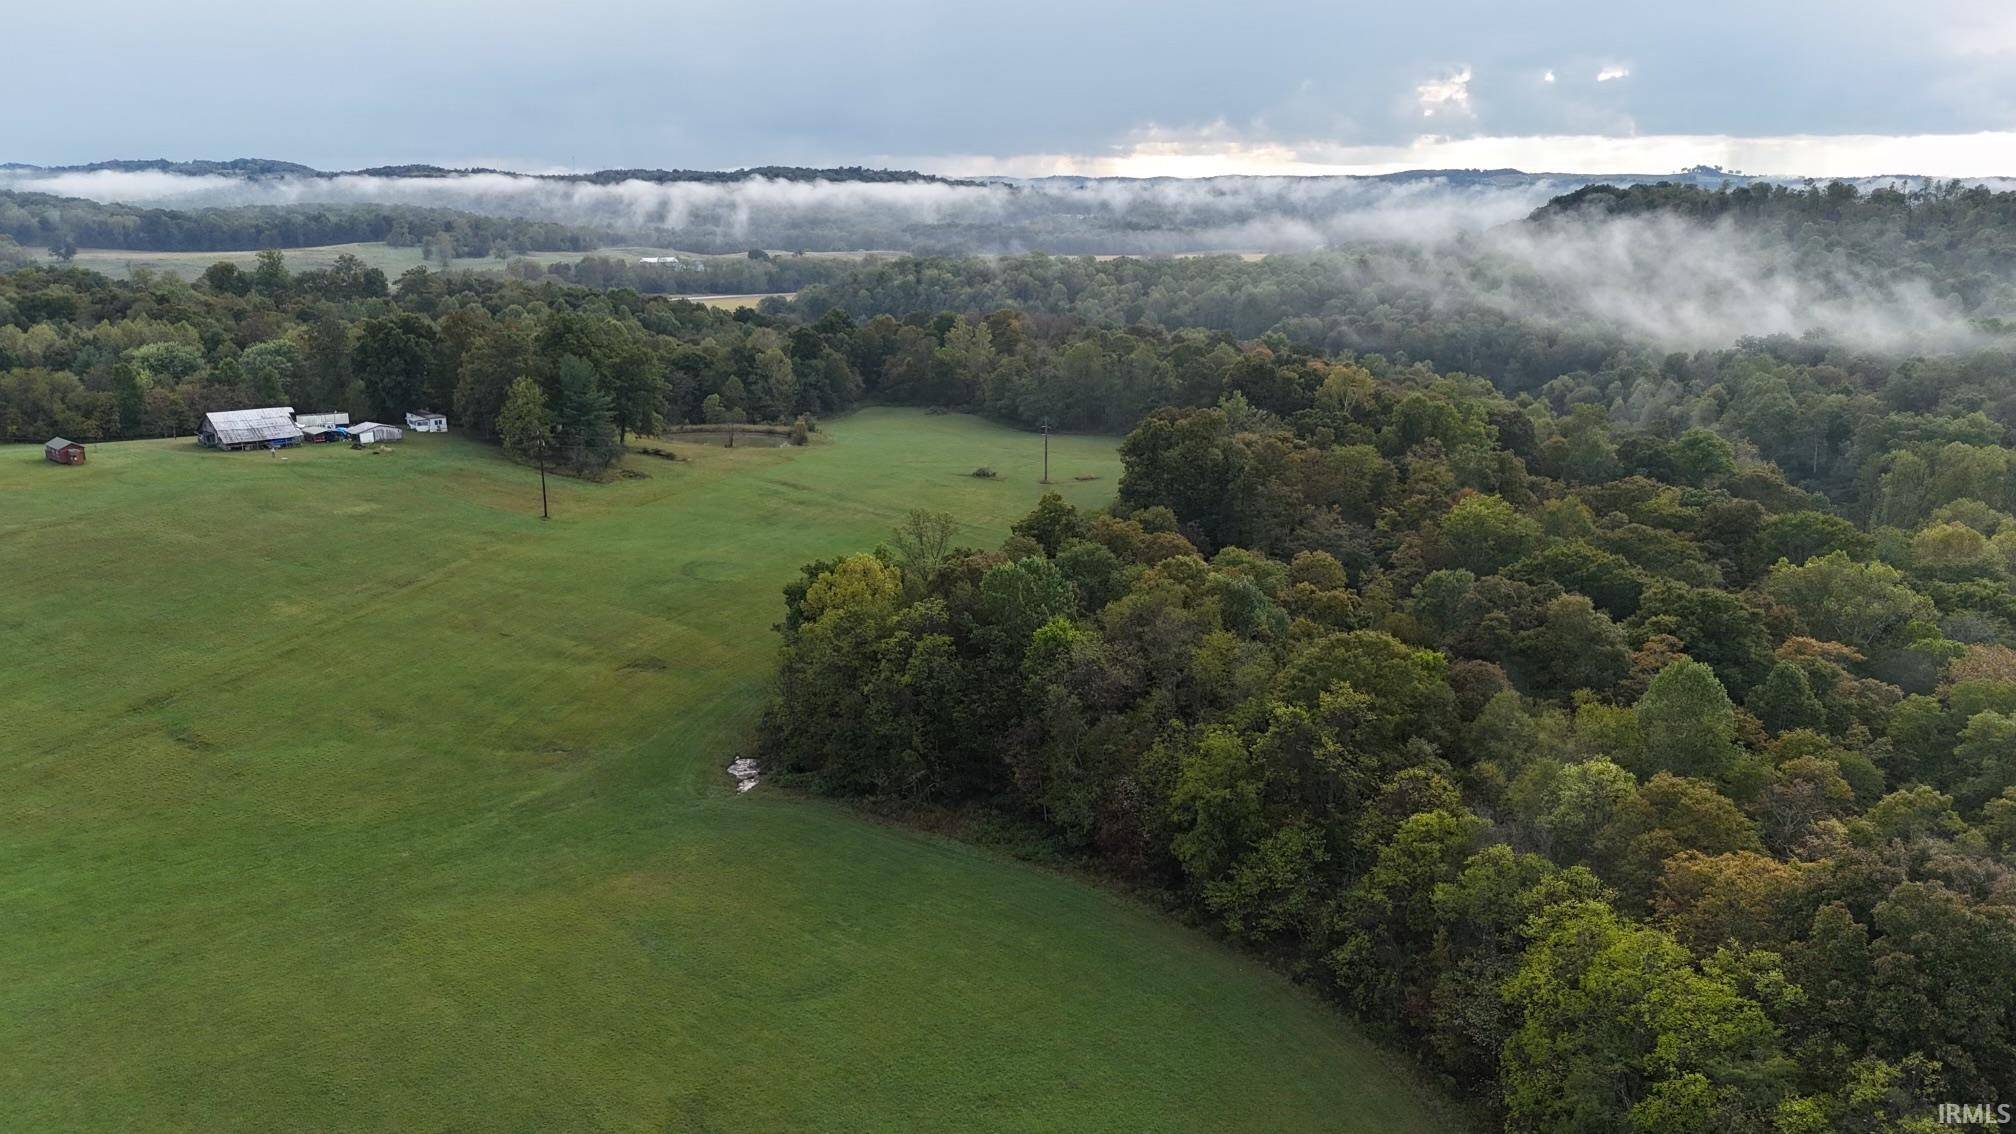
(678, 291, 798, 309)
(0, 409, 1453, 1133)
(61, 241, 579, 280)
(58, 242, 884, 283)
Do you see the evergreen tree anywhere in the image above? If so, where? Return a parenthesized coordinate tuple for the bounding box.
(554, 355, 619, 475)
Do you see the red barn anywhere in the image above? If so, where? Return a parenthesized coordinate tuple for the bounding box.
(43, 437, 85, 465)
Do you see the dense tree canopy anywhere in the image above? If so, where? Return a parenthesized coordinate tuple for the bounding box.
(760, 390, 2016, 1128)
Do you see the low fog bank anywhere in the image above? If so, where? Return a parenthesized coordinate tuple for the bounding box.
(1364, 213, 1988, 355)
(0, 167, 1578, 253)
(2, 165, 2001, 355)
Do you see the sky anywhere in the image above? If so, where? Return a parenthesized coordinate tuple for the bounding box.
(7, 0, 2016, 177)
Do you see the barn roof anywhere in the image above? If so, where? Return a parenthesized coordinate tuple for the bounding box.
(297, 411, 349, 428)
(44, 437, 77, 450)
(202, 407, 301, 446)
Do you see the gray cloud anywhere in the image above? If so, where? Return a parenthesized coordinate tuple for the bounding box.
(3, 0, 2011, 171)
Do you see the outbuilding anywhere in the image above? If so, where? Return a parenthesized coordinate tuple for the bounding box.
(351, 422, 404, 445)
(199, 407, 303, 450)
(44, 437, 85, 465)
(297, 411, 350, 430)
(404, 410, 448, 433)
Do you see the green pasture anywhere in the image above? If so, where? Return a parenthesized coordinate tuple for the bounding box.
(0, 409, 1451, 1132)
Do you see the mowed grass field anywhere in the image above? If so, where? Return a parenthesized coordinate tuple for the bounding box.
(678, 292, 798, 310)
(62, 241, 577, 280)
(0, 410, 1453, 1132)
(63, 242, 870, 284)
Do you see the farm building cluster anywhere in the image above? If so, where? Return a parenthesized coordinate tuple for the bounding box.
(193, 408, 448, 451)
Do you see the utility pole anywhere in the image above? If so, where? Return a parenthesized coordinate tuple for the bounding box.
(1039, 417, 1053, 484)
(536, 442, 551, 520)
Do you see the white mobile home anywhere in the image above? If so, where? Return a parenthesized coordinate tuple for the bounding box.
(405, 410, 448, 433)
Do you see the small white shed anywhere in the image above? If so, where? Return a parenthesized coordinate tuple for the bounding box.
(351, 422, 405, 444)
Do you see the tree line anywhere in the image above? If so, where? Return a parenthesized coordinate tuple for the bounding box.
(16, 236, 2016, 520)
(762, 389, 2016, 1130)
(0, 190, 613, 256)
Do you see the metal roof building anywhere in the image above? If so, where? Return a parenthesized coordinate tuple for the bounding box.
(198, 407, 303, 450)
(351, 422, 404, 444)
(297, 412, 350, 429)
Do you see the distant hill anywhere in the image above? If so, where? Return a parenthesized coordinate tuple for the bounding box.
(14, 157, 323, 177)
(0, 188, 618, 254)
(6, 158, 977, 186)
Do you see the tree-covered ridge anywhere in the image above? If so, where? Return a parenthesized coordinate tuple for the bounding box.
(560, 166, 974, 186)
(1534, 179, 2016, 287)
(0, 190, 617, 254)
(4, 158, 321, 177)
(761, 390, 2016, 1130)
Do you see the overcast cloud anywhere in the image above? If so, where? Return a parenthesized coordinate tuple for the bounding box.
(4, 0, 2016, 176)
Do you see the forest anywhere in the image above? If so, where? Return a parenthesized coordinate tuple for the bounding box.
(760, 384, 2016, 1127)
(0, 190, 616, 256)
(5, 179, 2016, 1129)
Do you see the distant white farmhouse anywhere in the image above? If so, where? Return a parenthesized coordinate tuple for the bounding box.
(405, 410, 448, 433)
(351, 422, 405, 444)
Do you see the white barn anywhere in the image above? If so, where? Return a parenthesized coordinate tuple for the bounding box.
(351, 422, 405, 444)
(198, 407, 302, 450)
(405, 410, 448, 433)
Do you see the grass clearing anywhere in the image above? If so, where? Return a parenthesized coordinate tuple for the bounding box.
(671, 292, 798, 310)
(60, 242, 520, 280)
(0, 409, 1453, 1131)
(58, 243, 886, 282)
